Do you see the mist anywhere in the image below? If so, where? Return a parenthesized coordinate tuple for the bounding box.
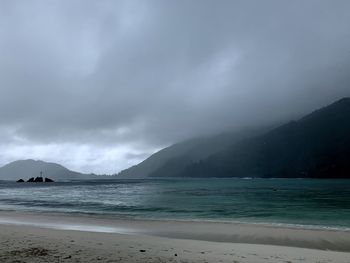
(0, 0, 349, 173)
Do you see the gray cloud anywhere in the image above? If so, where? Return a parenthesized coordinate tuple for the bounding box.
(0, 0, 349, 173)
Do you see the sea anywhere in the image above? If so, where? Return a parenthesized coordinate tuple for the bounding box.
(0, 178, 350, 230)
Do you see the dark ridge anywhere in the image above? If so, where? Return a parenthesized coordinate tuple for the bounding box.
(145, 97, 350, 179)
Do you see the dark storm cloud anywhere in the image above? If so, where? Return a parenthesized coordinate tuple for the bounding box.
(0, 0, 349, 173)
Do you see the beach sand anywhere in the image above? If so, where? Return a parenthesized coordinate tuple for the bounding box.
(0, 211, 350, 262)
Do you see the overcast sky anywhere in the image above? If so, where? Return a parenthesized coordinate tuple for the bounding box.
(0, 0, 349, 174)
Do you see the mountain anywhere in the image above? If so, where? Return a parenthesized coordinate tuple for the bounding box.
(119, 127, 272, 178)
(0, 160, 97, 181)
(164, 97, 350, 178)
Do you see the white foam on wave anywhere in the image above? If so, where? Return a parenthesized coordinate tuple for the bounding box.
(0, 217, 133, 234)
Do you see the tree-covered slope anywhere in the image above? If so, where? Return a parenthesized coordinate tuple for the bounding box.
(118, 128, 268, 178)
(172, 98, 350, 178)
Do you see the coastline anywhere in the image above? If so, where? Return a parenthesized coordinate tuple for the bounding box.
(1, 210, 350, 251)
(1, 209, 350, 232)
(1, 212, 350, 263)
(1, 224, 349, 263)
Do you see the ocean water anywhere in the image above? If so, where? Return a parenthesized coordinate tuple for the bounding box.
(0, 178, 350, 229)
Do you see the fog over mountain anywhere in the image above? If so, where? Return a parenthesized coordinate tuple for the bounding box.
(0, 1, 349, 174)
(142, 98, 350, 178)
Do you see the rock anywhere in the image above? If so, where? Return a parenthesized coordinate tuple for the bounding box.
(16, 179, 25, 183)
(45, 177, 54, 182)
(34, 177, 44, 182)
(26, 176, 54, 183)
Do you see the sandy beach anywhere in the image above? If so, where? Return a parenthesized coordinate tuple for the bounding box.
(0, 211, 350, 262)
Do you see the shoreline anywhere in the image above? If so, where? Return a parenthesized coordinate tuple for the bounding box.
(2, 208, 350, 232)
(1, 225, 350, 263)
(0, 211, 350, 262)
(1, 210, 350, 252)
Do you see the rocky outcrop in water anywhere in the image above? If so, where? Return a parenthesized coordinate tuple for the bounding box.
(44, 177, 54, 182)
(20, 176, 55, 183)
(34, 177, 43, 182)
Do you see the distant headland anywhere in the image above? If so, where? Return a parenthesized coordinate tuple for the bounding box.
(0, 159, 107, 181)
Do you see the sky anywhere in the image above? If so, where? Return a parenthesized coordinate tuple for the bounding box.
(0, 0, 349, 174)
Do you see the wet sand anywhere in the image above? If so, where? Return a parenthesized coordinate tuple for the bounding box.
(0, 211, 350, 262)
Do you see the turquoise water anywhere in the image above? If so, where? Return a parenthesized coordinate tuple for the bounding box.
(0, 178, 350, 229)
